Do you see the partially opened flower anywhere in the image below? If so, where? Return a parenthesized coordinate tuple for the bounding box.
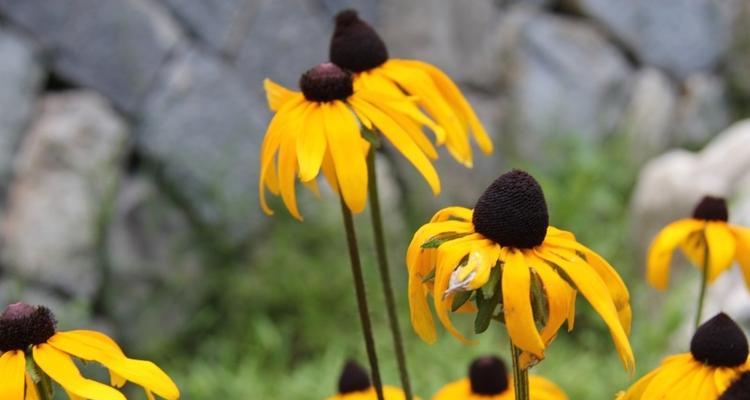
(431, 356, 567, 400)
(329, 10, 493, 167)
(617, 313, 750, 400)
(406, 170, 634, 371)
(326, 360, 417, 400)
(260, 62, 442, 219)
(0, 302, 179, 400)
(647, 196, 750, 290)
(719, 371, 750, 400)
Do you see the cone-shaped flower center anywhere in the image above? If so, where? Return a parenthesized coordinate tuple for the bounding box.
(469, 356, 509, 395)
(719, 372, 750, 400)
(472, 170, 549, 249)
(692, 196, 729, 221)
(690, 313, 748, 367)
(299, 62, 354, 102)
(338, 360, 371, 394)
(0, 302, 57, 352)
(329, 9, 388, 72)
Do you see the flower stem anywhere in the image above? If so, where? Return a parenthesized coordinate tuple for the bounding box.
(339, 198, 385, 400)
(510, 341, 530, 400)
(31, 358, 54, 400)
(695, 236, 711, 329)
(366, 149, 413, 400)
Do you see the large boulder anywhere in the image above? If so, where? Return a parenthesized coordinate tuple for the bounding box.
(0, 0, 182, 113)
(0, 92, 129, 298)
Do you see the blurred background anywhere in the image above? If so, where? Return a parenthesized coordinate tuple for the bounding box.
(0, 0, 749, 398)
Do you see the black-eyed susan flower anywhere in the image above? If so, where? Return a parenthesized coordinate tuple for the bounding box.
(260, 62, 443, 219)
(406, 170, 634, 371)
(0, 303, 179, 400)
(326, 360, 417, 400)
(432, 356, 567, 400)
(719, 371, 750, 399)
(617, 313, 750, 400)
(647, 195, 750, 291)
(329, 10, 493, 167)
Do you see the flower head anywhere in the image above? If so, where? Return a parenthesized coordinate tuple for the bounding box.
(406, 170, 634, 371)
(432, 356, 567, 400)
(647, 195, 750, 290)
(260, 62, 444, 219)
(618, 313, 750, 399)
(326, 360, 417, 400)
(329, 9, 493, 167)
(0, 302, 179, 400)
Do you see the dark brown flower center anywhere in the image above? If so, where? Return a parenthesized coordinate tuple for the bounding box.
(299, 63, 353, 102)
(0, 303, 57, 352)
(329, 9, 388, 73)
(472, 170, 549, 249)
(692, 196, 729, 221)
(338, 360, 371, 394)
(719, 372, 750, 400)
(469, 356, 509, 395)
(691, 313, 748, 367)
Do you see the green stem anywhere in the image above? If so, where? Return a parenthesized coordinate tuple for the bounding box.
(510, 341, 529, 400)
(695, 235, 711, 329)
(339, 198, 385, 400)
(31, 358, 54, 400)
(367, 150, 413, 400)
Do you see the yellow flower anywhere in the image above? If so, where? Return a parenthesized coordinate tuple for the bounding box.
(0, 303, 179, 400)
(647, 196, 750, 290)
(431, 356, 567, 400)
(326, 360, 419, 400)
(260, 62, 442, 219)
(329, 10, 493, 167)
(719, 371, 750, 399)
(618, 313, 749, 400)
(406, 170, 634, 371)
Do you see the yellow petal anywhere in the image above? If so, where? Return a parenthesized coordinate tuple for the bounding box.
(324, 102, 368, 213)
(0, 350, 25, 400)
(430, 207, 473, 223)
(320, 149, 339, 195)
(408, 266, 437, 343)
(617, 368, 660, 400)
(463, 244, 501, 290)
(49, 331, 179, 400)
(357, 89, 446, 145)
(732, 226, 750, 291)
(433, 238, 479, 343)
(531, 254, 574, 345)
(296, 103, 327, 182)
(646, 219, 704, 290)
(641, 355, 698, 399)
(502, 248, 545, 358)
(349, 96, 441, 194)
(24, 373, 40, 400)
(371, 102, 438, 160)
(538, 248, 634, 372)
(33, 344, 126, 400)
(528, 375, 569, 400)
(263, 79, 298, 111)
(406, 220, 474, 275)
(704, 222, 737, 282)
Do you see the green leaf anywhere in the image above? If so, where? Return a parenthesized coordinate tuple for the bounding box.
(421, 269, 436, 283)
(421, 232, 469, 249)
(530, 270, 549, 330)
(480, 263, 501, 299)
(474, 273, 502, 334)
(361, 126, 381, 147)
(451, 290, 473, 312)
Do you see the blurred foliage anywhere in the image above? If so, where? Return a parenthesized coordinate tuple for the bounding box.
(158, 135, 694, 399)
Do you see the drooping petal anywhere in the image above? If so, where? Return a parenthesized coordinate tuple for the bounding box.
(349, 96, 441, 194)
(502, 248, 545, 359)
(408, 264, 437, 343)
(732, 226, 750, 291)
(430, 207, 474, 223)
(49, 331, 179, 400)
(24, 373, 40, 400)
(324, 101, 368, 213)
(406, 220, 475, 275)
(371, 102, 438, 160)
(33, 344, 126, 400)
(357, 88, 446, 145)
(704, 222, 737, 282)
(528, 375, 569, 400)
(0, 350, 25, 400)
(296, 103, 327, 182)
(531, 254, 574, 345)
(646, 219, 704, 290)
(263, 79, 298, 111)
(537, 248, 634, 372)
(617, 368, 659, 400)
(433, 238, 481, 343)
(640, 355, 698, 399)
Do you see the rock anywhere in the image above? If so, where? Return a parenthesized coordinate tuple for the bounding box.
(630, 119, 750, 253)
(105, 175, 203, 352)
(505, 13, 633, 156)
(621, 68, 677, 162)
(573, 0, 730, 79)
(673, 74, 730, 146)
(0, 0, 182, 113)
(159, 0, 253, 54)
(0, 28, 43, 201)
(137, 48, 266, 242)
(725, 1, 750, 112)
(0, 92, 129, 297)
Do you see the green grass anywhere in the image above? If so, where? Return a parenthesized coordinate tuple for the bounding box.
(160, 136, 692, 399)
